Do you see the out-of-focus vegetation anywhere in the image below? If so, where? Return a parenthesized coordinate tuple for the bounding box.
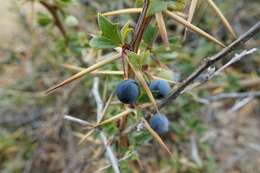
(0, 0, 259, 173)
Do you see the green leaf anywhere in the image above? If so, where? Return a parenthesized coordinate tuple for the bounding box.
(143, 24, 157, 45)
(97, 14, 122, 45)
(89, 37, 118, 49)
(147, 0, 168, 16)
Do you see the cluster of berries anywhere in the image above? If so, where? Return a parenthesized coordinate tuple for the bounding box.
(116, 79, 170, 134)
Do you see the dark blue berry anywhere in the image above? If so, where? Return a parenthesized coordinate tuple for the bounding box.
(149, 80, 170, 99)
(150, 113, 169, 134)
(116, 79, 140, 104)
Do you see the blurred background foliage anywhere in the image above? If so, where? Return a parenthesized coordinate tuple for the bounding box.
(0, 0, 259, 173)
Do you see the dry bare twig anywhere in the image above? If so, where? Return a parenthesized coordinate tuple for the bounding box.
(209, 48, 258, 79)
(92, 77, 121, 173)
(228, 97, 254, 113)
(93, 152, 134, 173)
(64, 115, 92, 126)
(183, 0, 198, 41)
(207, 91, 260, 101)
(158, 21, 260, 110)
(182, 47, 258, 93)
(190, 134, 202, 167)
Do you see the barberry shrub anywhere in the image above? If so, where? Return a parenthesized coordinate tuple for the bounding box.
(32, 0, 248, 172)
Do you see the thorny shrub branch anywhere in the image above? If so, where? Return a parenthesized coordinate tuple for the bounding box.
(182, 48, 258, 94)
(158, 21, 260, 110)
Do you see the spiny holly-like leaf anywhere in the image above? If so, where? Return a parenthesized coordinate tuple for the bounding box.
(97, 13, 122, 45)
(90, 14, 123, 49)
(89, 36, 119, 49)
(147, 0, 168, 16)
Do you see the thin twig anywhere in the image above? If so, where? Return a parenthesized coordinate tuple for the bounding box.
(93, 152, 133, 173)
(207, 91, 260, 101)
(165, 10, 225, 47)
(183, 0, 198, 41)
(102, 8, 187, 19)
(45, 54, 120, 94)
(209, 48, 258, 79)
(207, 0, 237, 39)
(92, 77, 120, 173)
(190, 134, 202, 167)
(228, 97, 253, 113)
(39, 0, 67, 41)
(155, 12, 169, 49)
(182, 48, 258, 93)
(64, 115, 92, 126)
(158, 21, 260, 110)
(197, 77, 260, 90)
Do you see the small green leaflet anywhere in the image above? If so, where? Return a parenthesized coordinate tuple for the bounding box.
(90, 14, 122, 49)
(147, 0, 168, 16)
